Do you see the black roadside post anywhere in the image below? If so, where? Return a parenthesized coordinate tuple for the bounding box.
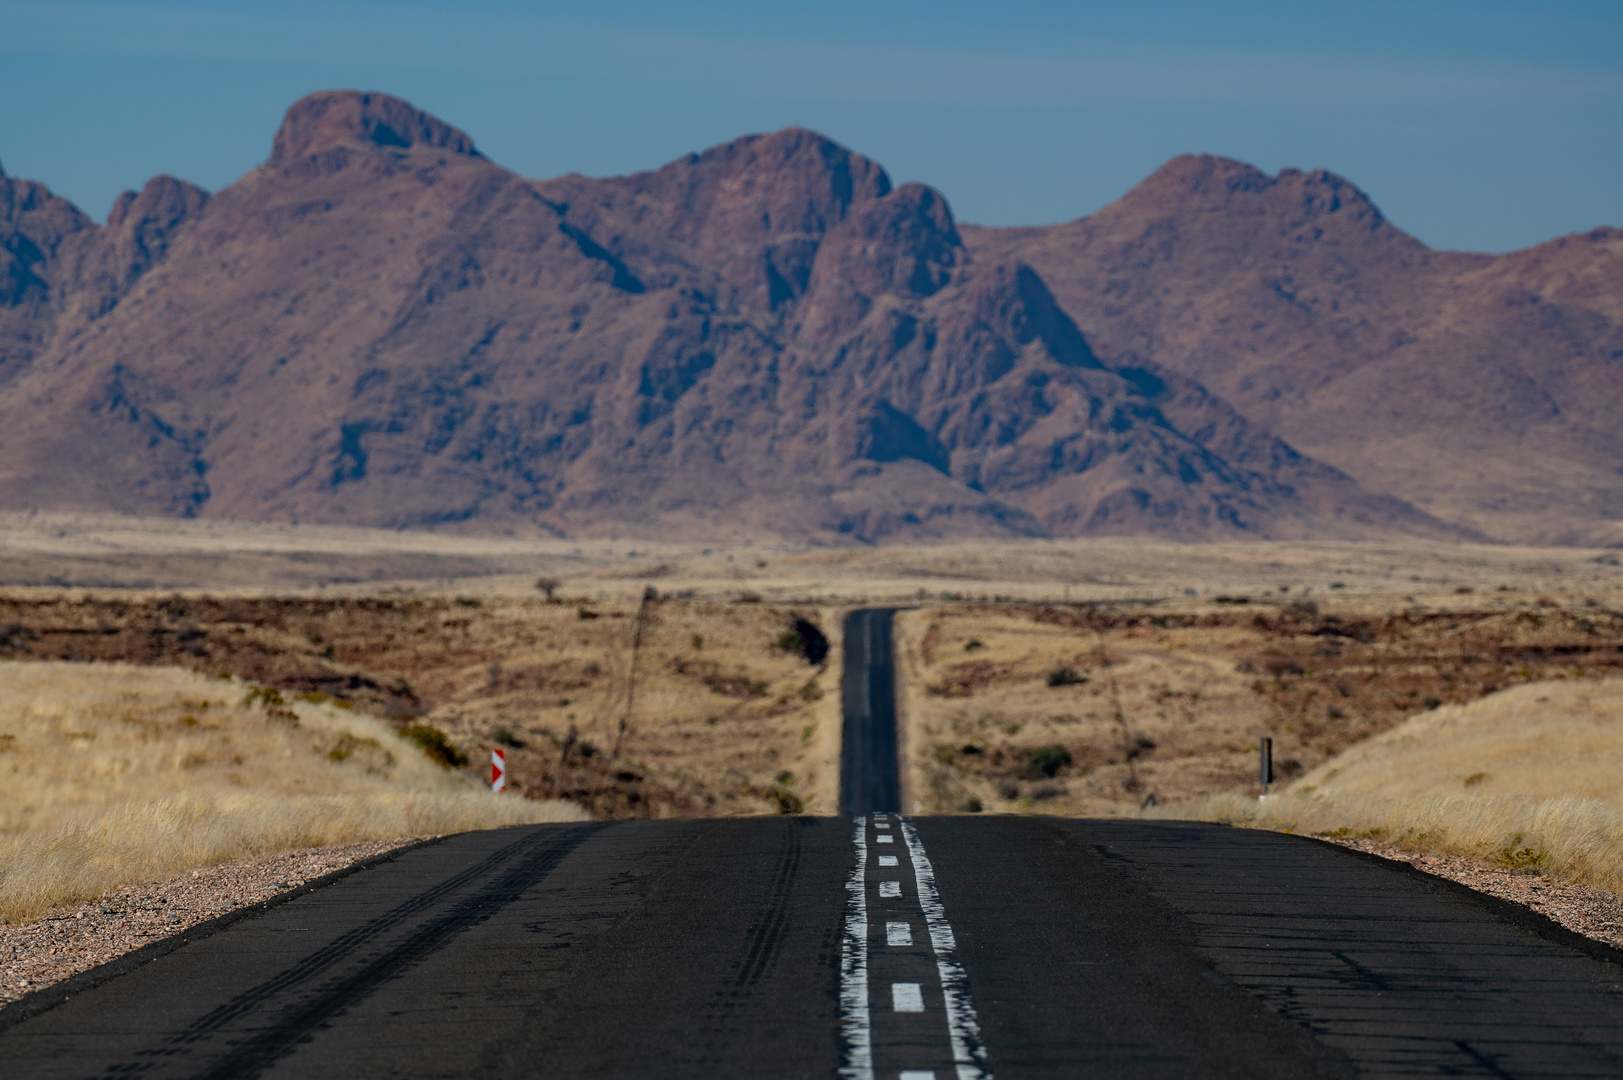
(1259, 736, 1273, 797)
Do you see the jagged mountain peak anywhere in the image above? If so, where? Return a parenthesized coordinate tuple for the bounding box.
(1113, 152, 1405, 242)
(270, 89, 483, 167)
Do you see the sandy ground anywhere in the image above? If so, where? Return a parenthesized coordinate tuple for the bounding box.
(3, 511, 1621, 602)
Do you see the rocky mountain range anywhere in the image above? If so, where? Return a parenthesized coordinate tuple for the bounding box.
(0, 90, 1614, 544)
(966, 158, 1623, 546)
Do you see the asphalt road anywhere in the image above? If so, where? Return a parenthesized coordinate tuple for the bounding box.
(840, 607, 901, 816)
(5, 611, 1623, 1077)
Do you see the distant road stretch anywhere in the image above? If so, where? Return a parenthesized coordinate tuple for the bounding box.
(841, 607, 901, 816)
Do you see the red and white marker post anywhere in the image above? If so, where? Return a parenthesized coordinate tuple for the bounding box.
(491, 747, 506, 793)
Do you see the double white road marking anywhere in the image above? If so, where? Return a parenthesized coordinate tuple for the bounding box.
(840, 815, 991, 1080)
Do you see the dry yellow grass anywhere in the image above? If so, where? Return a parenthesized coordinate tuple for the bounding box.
(1167, 678, 1623, 893)
(0, 661, 585, 922)
(1292, 678, 1623, 804)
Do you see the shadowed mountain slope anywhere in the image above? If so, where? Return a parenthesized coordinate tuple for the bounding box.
(965, 156, 1623, 545)
(0, 93, 1473, 542)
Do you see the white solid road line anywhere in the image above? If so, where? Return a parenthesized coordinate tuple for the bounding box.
(893, 983, 925, 1012)
(839, 816, 873, 1080)
(879, 855, 899, 867)
(901, 819, 992, 1080)
(887, 921, 914, 946)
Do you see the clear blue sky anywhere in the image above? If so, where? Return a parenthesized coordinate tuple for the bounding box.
(1, 0, 1618, 253)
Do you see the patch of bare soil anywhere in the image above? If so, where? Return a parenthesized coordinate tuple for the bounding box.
(1322, 837, 1623, 953)
(0, 839, 417, 1009)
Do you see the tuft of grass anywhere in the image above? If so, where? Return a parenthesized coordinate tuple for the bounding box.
(1496, 833, 1548, 870)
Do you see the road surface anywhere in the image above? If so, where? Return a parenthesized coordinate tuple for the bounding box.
(4, 610, 1623, 1077)
(841, 607, 901, 816)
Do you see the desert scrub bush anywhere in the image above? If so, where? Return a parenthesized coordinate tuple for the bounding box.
(400, 724, 468, 768)
(775, 618, 830, 665)
(1026, 744, 1073, 779)
(1047, 665, 1088, 688)
(244, 683, 299, 722)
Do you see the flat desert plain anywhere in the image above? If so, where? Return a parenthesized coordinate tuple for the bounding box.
(3, 512, 1622, 822)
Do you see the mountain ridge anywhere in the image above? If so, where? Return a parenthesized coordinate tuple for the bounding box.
(3, 90, 1605, 544)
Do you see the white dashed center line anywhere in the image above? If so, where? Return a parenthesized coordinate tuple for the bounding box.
(840, 814, 992, 1080)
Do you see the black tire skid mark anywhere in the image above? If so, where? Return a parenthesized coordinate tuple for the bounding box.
(735, 821, 804, 989)
(675, 821, 807, 1072)
(99, 823, 604, 1079)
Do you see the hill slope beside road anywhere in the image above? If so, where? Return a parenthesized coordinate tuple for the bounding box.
(965, 156, 1623, 545)
(0, 91, 1458, 544)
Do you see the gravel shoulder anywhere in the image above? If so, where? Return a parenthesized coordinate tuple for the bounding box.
(0, 838, 420, 1008)
(1322, 836, 1623, 950)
